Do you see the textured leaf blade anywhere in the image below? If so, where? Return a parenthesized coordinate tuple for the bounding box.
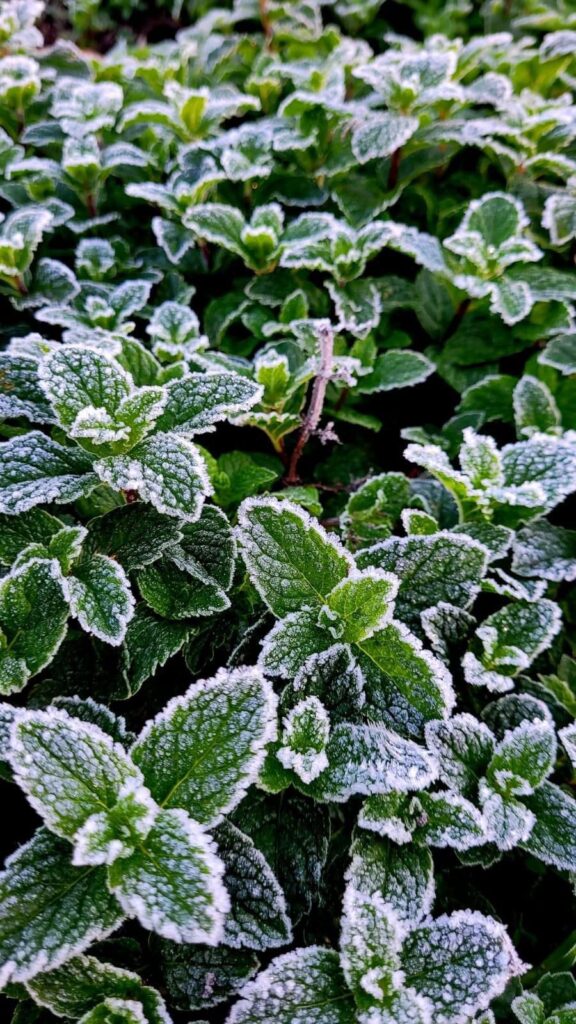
(0, 829, 124, 987)
(107, 808, 229, 944)
(237, 497, 352, 618)
(131, 667, 277, 825)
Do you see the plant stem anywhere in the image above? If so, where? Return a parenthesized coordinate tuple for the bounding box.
(285, 322, 334, 484)
(388, 146, 402, 190)
(259, 0, 273, 49)
(446, 297, 471, 337)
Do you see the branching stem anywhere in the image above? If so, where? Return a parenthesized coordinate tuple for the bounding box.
(285, 322, 334, 484)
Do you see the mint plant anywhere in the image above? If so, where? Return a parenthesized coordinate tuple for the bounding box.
(1, 2, 576, 1023)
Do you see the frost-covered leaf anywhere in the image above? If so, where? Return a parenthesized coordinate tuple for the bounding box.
(287, 644, 365, 723)
(480, 786, 535, 851)
(401, 911, 525, 1024)
(421, 603, 475, 661)
(9, 707, 146, 841)
(277, 696, 330, 784)
(464, 600, 562, 692)
(0, 432, 97, 514)
(486, 720, 557, 797)
(340, 885, 404, 1004)
(346, 833, 434, 926)
(358, 533, 488, 625)
(357, 620, 455, 727)
(512, 522, 576, 583)
(260, 608, 335, 679)
(302, 722, 437, 802)
(25, 955, 170, 1024)
(359, 791, 486, 851)
(214, 820, 291, 951)
(0, 353, 54, 423)
(158, 941, 258, 1011)
(95, 433, 212, 523)
(351, 113, 419, 164)
(107, 808, 229, 944)
(85, 504, 183, 573)
(513, 376, 561, 438)
(357, 350, 435, 395)
(63, 555, 134, 645)
(326, 569, 397, 643)
(542, 193, 576, 245)
(137, 505, 235, 620)
(0, 558, 69, 694)
(227, 946, 354, 1024)
(237, 497, 352, 618)
(521, 782, 576, 871)
(425, 714, 495, 799)
(156, 373, 261, 435)
(131, 667, 277, 826)
(539, 333, 576, 375)
(0, 829, 124, 987)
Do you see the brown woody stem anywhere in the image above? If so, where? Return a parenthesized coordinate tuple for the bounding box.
(285, 322, 334, 484)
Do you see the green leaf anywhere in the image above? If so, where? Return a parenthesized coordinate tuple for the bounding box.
(513, 376, 561, 438)
(425, 713, 495, 800)
(25, 955, 170, 1024)
(302, 722, 437, 802)
(277, 696, 331, 784)
(521, 783, 576, 871)
(358, 533, 488, 625)
(326, 569, 397, 643)
(0, 353, 54, 424)
(131, 666, 277, 825)
(85, 504, 183, 572)
(0, 508, 62, 567)
(0, 432, 97, 514)
(340, 885, 403, 1005)
(137, 505, 235, 620)
(341, 473, 411, 548)
(351, 113, 419, 163)
(358, 350, 435, 394)
(107, 808, 228, 944)
(357, 620, 455, 728)
(0, 558, 69, 695)
(232, 790, 329, 925)
(156, 373, 262, 435)
(512, 521, 576, 583)
(214, 820, 292, 951)
(95, 433, 211, 523)
(9, 707, 147, 842)
(64, 555, 134, 645)
(0, 829, 124, 987)
(237, 497, 352, 618)
(402, 911, 525, 1024)
(227, 947, 355, 1024)
(539, 333, 576, 375)
(121, 606, 190, 696)
(158, 941, 258, 1011)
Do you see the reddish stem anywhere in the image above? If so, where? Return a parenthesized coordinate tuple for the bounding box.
(285, 323, 334, 485)
(387, 146, 402, 190)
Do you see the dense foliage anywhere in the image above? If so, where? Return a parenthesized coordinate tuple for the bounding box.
(1, 0, 576, 1021)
